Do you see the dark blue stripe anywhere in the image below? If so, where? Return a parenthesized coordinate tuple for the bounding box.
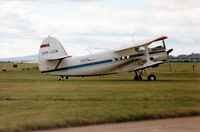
(41, 59, 113, 73)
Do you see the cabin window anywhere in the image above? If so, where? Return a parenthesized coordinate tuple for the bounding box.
(129, 55, 134, 58)
(136, 47, 145, 52)
(139, 47, 145, 52)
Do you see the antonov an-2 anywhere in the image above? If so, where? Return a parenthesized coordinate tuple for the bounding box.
(38, 36, 173, 81)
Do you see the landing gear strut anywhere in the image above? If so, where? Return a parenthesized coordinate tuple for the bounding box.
(59, 76, 69, 81)
(134, 70, 143, 81)
(144, 69, 156, 81)
(134, 69, 156, 81)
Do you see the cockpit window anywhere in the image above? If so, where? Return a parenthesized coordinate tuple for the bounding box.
(136, 47, 145, 52)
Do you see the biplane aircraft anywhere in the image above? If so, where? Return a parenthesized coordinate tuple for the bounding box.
(38, 36, 173, 81)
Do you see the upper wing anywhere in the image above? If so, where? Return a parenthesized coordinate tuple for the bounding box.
(115, 36, 168, 53)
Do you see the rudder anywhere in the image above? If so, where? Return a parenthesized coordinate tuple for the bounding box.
(38, 36, 68, 73)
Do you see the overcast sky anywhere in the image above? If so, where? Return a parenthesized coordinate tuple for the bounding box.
(0, 0, 200, 58)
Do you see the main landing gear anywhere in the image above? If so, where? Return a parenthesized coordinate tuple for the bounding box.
(134, 71, 142, 81)
(59, 76, 69, 81)
(134, 69, 156, 81)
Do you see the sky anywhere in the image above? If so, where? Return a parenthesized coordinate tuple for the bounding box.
(0, 0, 200, 58)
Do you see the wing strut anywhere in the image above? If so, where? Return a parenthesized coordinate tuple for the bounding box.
(144, 45, 151, 64)
(55, 58, 64, 70)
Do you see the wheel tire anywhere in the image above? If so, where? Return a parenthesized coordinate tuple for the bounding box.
(59, 78, 64, 81)
(148, 74, 156, 81)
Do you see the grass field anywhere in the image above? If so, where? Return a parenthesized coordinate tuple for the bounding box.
(0, 62, 200, 132)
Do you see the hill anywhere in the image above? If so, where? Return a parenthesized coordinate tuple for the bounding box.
(168, 53, 200, 62)
(0, 55, 38, 63)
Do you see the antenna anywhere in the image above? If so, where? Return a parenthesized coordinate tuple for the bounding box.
(86, 48, 92, 55)
(88, 46, 112, 51)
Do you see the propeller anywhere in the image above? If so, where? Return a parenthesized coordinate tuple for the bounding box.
(167, 49, 173, 55)
(162, 39, 166, 49)
(162, 38, 173, 71)
(161, 38, 173, 55)
(166, 48, 173, 72)
(168, 61, 172, 72)
(162, 37, 173, 55)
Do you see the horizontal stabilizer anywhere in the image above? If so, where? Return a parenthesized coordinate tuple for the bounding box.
(39, 36, 70, 72)
(47, 55, 72, 61)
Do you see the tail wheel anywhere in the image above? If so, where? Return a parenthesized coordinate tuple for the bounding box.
(148, 74, 156, 81)
(59, 76, 68, 81)
(59, 78, 63, 81)
(59, 76, 64, 81)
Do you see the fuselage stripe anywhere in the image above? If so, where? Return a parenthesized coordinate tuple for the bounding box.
(41, 50, 166, 74)
(41, 59, 113, 73)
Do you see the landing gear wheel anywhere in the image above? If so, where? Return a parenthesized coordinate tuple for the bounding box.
(134, 75, 142, 81)
(148, 74, 156, 81)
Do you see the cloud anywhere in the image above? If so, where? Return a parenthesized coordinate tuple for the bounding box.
(0, 0, 199, 58)
(146, 0, 200, 10)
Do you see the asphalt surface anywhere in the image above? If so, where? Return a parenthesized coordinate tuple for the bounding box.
(34, 116, 200, 132)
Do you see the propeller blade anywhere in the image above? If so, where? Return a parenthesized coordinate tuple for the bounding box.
(168, 61, 172, 72)
(167, 48, 173, 55)
(162, 40, 166, 49)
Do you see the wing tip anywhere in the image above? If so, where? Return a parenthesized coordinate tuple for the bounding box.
(150, 36, 168, 43)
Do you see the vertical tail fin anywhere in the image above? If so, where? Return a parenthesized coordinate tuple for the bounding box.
(38, 36, 68, 72)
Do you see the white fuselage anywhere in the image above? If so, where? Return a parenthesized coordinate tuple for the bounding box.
(41, 50, 167, 76)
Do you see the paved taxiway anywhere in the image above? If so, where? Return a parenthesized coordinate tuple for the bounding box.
(34, 116, 200, 132)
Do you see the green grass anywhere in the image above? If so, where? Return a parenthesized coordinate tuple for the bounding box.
(0, 62, 200, 132)
(0, 62, 38, 71)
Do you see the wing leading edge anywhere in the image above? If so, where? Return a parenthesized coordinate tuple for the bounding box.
(115, 36, 168, 53)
